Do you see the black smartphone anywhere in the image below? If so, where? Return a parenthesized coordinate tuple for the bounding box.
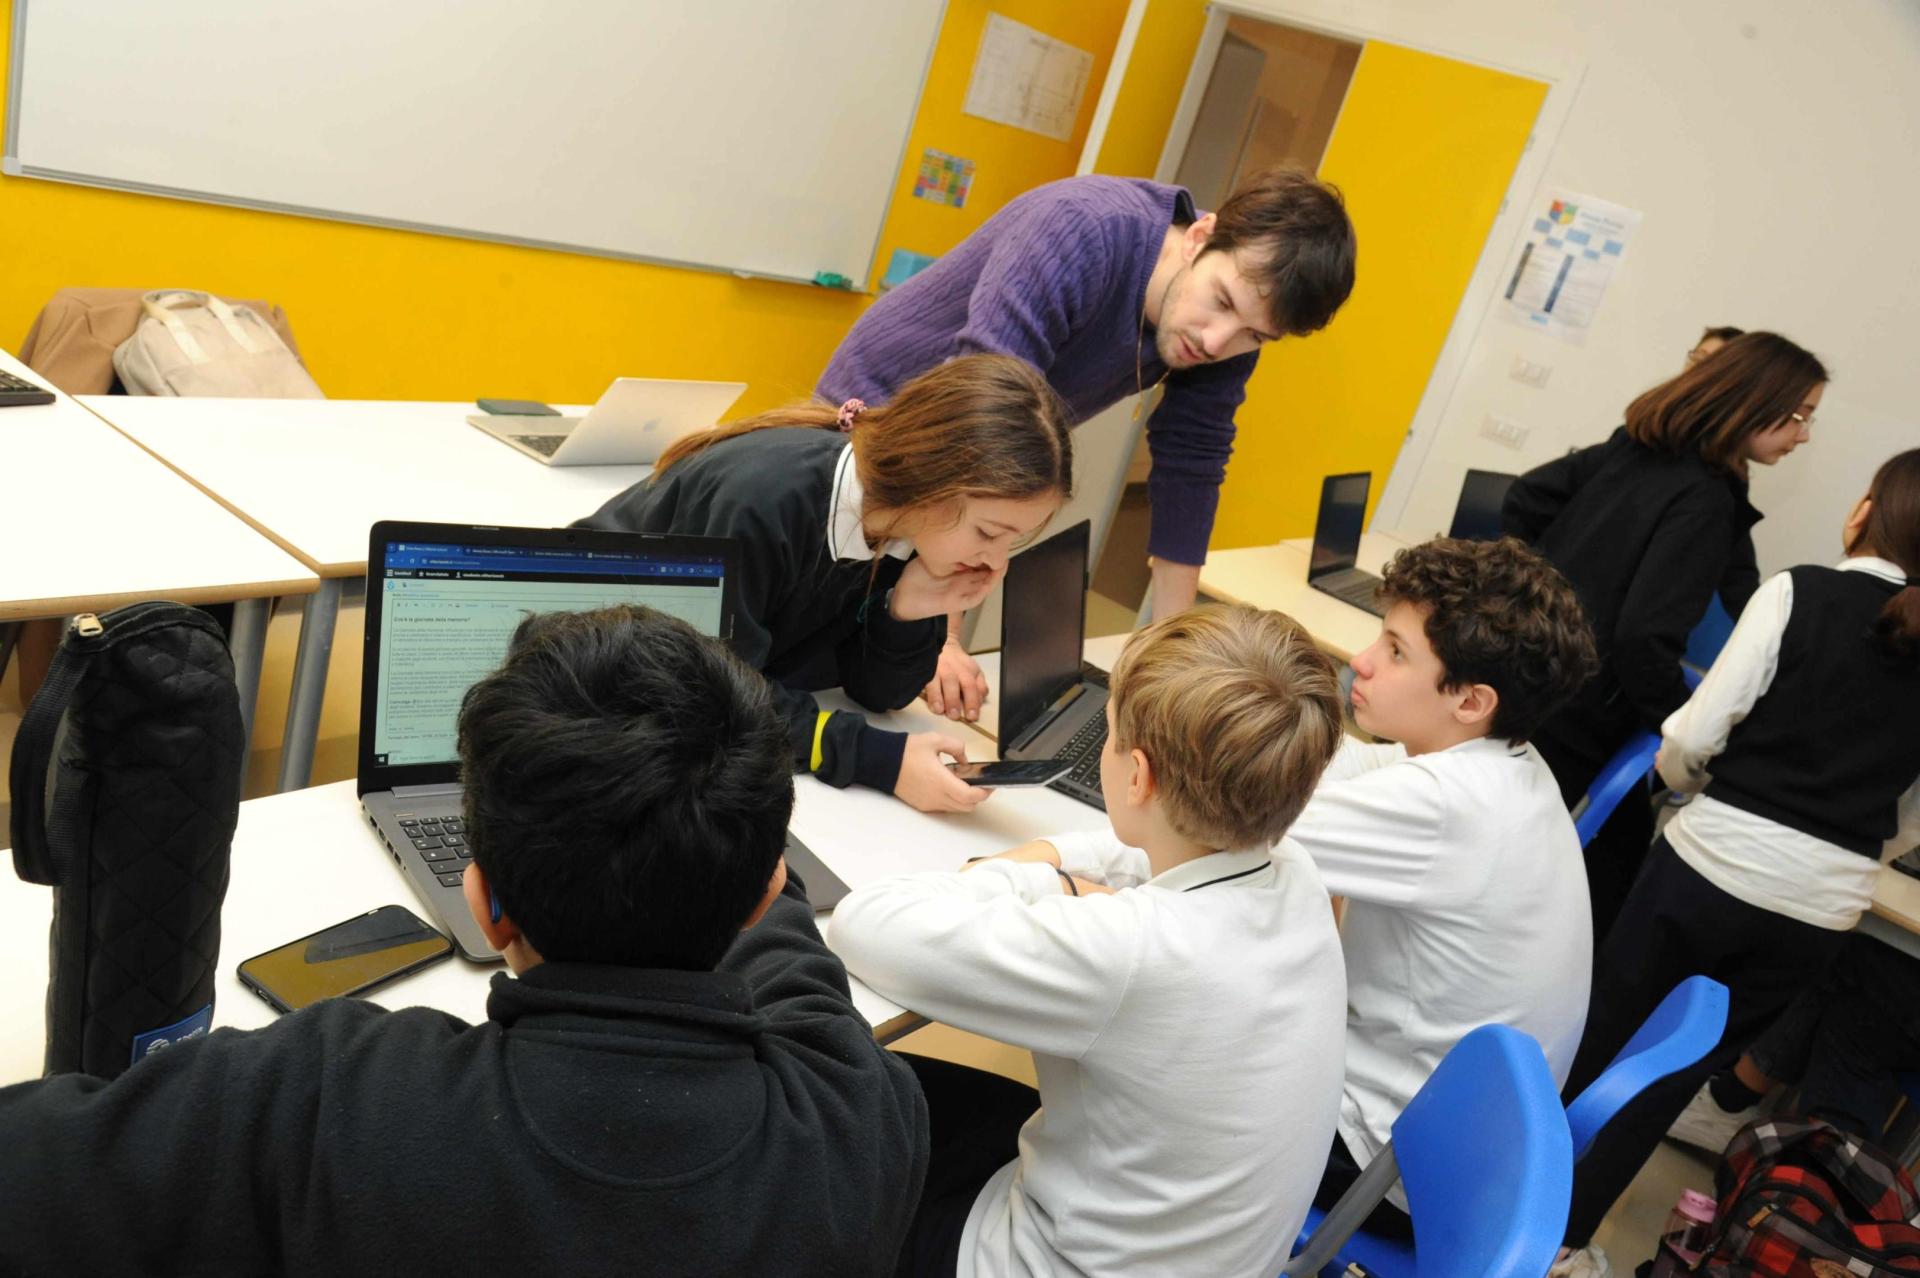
(475, 397, 559, 416)
(237, 905, 455, 1014)
(947, 759, 1074, 788)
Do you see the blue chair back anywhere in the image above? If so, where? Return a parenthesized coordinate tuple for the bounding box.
(1685, 594, 1735, 672)
(1564, 976, 1729, 1160)
(1288, 1025, 1572, 1277)
(1573, 666, 1703, 847)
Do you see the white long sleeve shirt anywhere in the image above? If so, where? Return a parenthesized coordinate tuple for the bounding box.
(1660, 557, 1920, 930)
(1285, 734, 1592, 1185)
(830, 832, 1348, 1278)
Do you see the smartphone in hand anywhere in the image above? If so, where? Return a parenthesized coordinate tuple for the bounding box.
(947, 759, 1073, 788)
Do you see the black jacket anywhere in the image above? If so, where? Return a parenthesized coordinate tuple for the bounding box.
(1503, 427, 1760, 791)
(580, 428, 944, 792)
(0, 876, 929, 1277)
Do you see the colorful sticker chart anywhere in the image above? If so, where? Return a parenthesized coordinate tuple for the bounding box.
(913, 149, 975, 209)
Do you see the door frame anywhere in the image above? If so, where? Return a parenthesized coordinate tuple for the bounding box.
(1079, 0, 1587, 531)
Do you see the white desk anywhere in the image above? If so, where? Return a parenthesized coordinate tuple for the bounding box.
(1196, 533, 1406, 662)
(0, 353, 317, 738)
(0, 688, 1110, 1086)
(78, 396, 653, 790)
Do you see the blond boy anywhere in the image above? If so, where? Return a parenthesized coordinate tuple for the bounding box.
(834, 604, 1349, 1278)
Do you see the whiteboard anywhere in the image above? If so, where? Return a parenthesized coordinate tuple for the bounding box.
(4, 0, 945, 286)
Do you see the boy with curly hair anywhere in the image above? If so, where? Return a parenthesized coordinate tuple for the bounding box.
(1289, 535, 1600, 1238)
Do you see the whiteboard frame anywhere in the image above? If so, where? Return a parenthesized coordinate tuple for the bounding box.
(2, 0, 948, 291)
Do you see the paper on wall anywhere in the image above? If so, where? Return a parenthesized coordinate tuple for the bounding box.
(962, 13, 1093, 143)
(1502, 191, 1642, 344)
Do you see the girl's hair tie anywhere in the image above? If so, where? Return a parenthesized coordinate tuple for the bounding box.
(835, 398, 867, 432)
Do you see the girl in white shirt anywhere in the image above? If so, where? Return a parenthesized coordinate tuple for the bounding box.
(1553, 448, 1920, 1277)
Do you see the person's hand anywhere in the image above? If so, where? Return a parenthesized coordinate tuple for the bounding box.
(893, 733, 991, 814)
(890, 557, 1001, 622)
(962, 839, 1062, 870)
(923, 637, 989, 721)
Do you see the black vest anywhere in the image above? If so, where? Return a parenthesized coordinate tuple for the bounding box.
(1705, 565, 1920, 856)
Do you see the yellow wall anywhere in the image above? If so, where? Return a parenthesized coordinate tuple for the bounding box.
(1211, 43, 1544, 546)
(0, 0, 1126, 415)
(1091, 0, 1212, 178)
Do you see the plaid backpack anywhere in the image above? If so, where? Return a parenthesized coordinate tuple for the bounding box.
(9, 604, 245, 1079)
(1699, 1117, 1920, 1276)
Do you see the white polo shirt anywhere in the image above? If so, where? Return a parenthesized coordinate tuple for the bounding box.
(1286, 734, 1592, 1180)
(831, 833, 1348, 1278)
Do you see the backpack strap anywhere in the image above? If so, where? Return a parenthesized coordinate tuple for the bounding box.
(9, 619, 91, 887)
(201, 293, 266, 354)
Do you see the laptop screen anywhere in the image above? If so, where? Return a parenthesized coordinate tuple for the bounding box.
(1448, 469, 1517, 541)
(363, 526, 733, 776)
(999, 520, 1090, 746)
(1309, 472, 1370, 578)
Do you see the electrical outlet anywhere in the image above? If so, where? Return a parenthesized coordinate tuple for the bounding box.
(1480, 415, 1531, 450)
(1508, 357, 1552, 388)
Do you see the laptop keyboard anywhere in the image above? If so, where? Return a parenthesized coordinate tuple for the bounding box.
(511, 434, 567, 456)
(1045, 714, 1109, 809)
(398, 815, 472, 887)
(1315, 571, 1387, 616)
(0, 370, 56, 407)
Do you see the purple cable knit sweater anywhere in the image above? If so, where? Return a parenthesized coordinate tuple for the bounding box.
(817, 176, 1259, 565)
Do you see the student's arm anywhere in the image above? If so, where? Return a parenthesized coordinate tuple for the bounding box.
(831, 865, 1140, 1058)
(1612, 489, 1735, 730)
(834, 588, 945, 716)
(1045, 829, 1154, 888)
(1141, 356, 1258, 571)
(1719, 530, 1761, 619)
(1502, 442, 1603, 543)
(1284, 760, 1449, 907)
(1656, 572, 1791, 793)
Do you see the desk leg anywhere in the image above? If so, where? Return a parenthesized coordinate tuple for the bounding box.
(276, 579, 342, 793)
(228, 597, 269, 749)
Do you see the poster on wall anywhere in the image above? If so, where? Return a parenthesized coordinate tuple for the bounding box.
(1502, 190, 1642, 344)
(962, 13, 1093, 142)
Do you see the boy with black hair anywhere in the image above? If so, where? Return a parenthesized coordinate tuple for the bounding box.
(1289, 535, 1600, 1238)
(0, 605, 928, 1277)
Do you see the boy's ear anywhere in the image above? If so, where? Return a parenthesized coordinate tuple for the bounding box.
(1452, 682, 1500, 731)
(1126, 746, 1157, 808)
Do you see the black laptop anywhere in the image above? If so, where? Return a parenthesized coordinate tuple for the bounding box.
(1448, 469, 1517, 541)
(998, 520, 1108, 811)
(1306, 472, 1386, 617)
(358, 521, 850, 962)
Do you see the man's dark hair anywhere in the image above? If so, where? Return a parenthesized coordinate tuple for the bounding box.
(1203, 166, 1357, 337)
(1380, 537, 1599, 742)
(456, 605, 793, 970)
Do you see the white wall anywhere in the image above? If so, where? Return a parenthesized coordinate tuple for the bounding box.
(1236, 0, 1918, 575)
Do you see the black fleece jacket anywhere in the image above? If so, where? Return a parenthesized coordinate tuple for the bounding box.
(578, 428, 944, 793)
(0, 875, 929, 1278)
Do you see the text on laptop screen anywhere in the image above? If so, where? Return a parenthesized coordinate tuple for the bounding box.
(372, 540, 726, 768)
(1310, 473, 1369, 576)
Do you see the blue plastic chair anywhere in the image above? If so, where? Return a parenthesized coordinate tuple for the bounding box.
(1684, 593, 1735, 673)
(1283, 1025, 1572, 1278)
(1564, 976, 1729, 1160)
(1571, 666, 1704, 847)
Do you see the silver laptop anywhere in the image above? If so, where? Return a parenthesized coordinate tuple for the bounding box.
(468, 377, 746, 466)
(358, 520, 849, 962)
(1306, 472, 1387, 617)
(999, 520, 1109, 812)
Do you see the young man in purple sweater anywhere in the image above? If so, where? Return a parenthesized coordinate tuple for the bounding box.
(819, 166, 1357, 720)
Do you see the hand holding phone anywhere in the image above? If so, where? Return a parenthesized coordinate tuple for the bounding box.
(237, 905, 453, 1014)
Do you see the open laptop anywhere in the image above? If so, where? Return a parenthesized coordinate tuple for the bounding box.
(998, 520, 1109, 811)
(1306, 472, 1386, 617)
(467, 377, 746, 466)
(358, 520, 850, 962)
(1448, 468, 1517, 540)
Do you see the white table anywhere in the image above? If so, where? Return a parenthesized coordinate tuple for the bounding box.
(1196, 532, 1407, 662)
(78, 397, 653, 789)
(0, 687, 1110, 1085)
(0, 353, 317, 739)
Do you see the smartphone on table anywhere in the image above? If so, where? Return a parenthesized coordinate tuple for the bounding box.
(237, 905, 454, 1014)
(947, 759, 1073, 788)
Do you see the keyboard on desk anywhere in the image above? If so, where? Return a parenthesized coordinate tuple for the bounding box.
(1045, 713, 1108, 810)
(0, 370, 56, 407)
(511, 433, 568, 457)
(1311, 568, 1387, 616)
(396, 813, 472, 888)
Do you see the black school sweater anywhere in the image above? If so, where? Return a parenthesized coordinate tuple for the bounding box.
(1503, 427, 1760, 793)
(0, 876, 928, 1278)
(579, 428, 945, 793)
(1706, 565, 1920, 855)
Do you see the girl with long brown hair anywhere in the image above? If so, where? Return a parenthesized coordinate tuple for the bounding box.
(1502, 330, 1828, 934)
(1552, 448, 1920, 1275)
(578, 353, 1073, 813)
